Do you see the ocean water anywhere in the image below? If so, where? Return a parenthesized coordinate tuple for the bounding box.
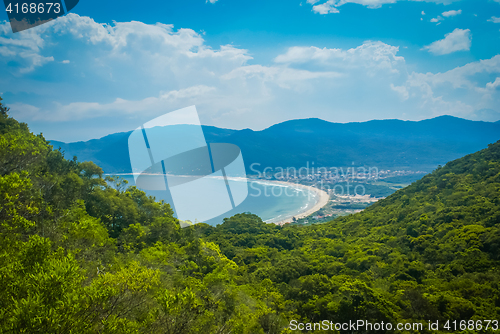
(109, 175, 318, 226)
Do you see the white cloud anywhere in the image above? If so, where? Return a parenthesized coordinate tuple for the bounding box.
(2, 14, 498, 141)
(390, 83, 409, 100)
(274, 41, 405, 75)
(424, 55, 500, 90)
(485, 77, 500, 91)
(222, 65, 341, 91)
(312, 0, 340, 14)
(7, 102, 40, 118)
(442, 9, 462, 17)
(310, 0, 395, 13)
(19, 54, 54, 73)
(396, 55, 500, 119)
(1, 14, 360, 138)
(19, 85, 217, 121)
(429, 10, 460, 23)
(423, 28, 471, 55)
(206, 0, 218, 3)
(421, 11, 426, 15)
(308, 0, 462, 14)
(0, 15, 254, 125)
(488, 16, 500, 23)
(0, 22, 54, 73)
(0, 14, 252, 82)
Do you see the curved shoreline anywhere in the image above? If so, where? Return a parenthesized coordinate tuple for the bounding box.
(108, 174, 330, 225)
(251, 180, 330, 225)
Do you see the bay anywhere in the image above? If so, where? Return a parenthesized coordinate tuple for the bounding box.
(108, 175, 318, 226)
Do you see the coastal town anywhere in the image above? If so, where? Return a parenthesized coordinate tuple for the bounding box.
(250, 165, 427, 184)
(250, 167, 428, 226)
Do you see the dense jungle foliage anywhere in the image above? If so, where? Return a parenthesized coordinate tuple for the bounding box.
(1, 96, 499, 333)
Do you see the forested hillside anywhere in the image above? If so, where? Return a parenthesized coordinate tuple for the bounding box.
(1, 96, 500, 333)
(198, 143, 500, 331)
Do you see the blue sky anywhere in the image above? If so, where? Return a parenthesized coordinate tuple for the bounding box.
(1, 0, 500, 141)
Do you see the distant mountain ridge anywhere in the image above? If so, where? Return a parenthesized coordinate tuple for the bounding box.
(49, 115, 500, 174)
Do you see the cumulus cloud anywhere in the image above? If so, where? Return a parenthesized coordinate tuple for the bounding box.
(429, 10, 460, 23)
(308, 0, 462, 14)
(0, 22, 54, 73)
(309, 0, 395, 13)
(488, 16, 500, 23)
(2, 14, 359, 138)
(390, 83, 409, 100)
(7, 102, 40, 118)
(0, 15, 251, 127)
(395, 55, 500, 119)
(442, 9, 462, 17)
(1, 14, 498, 141)
(12, 85, 217, 122)
(0, 14, 251, 81)
(484, 77, 500, 93)
(423, 28, 471, 55)
(274, 41, 405, 75)
(417, 55, 500, 90)
(312, 0, 340, 14)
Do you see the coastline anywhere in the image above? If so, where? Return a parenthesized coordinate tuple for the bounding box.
(108, 174, 330, 225)
(253, 180, 330, 226)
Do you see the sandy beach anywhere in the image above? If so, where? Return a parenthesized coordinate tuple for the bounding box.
(256, 180, 330, 225)
(110, 174, 330, 225)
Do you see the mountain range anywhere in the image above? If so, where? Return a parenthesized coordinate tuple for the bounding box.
(49, 115, 500, 174)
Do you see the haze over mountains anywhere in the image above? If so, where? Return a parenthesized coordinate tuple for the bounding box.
(50, 116, 500, 174)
